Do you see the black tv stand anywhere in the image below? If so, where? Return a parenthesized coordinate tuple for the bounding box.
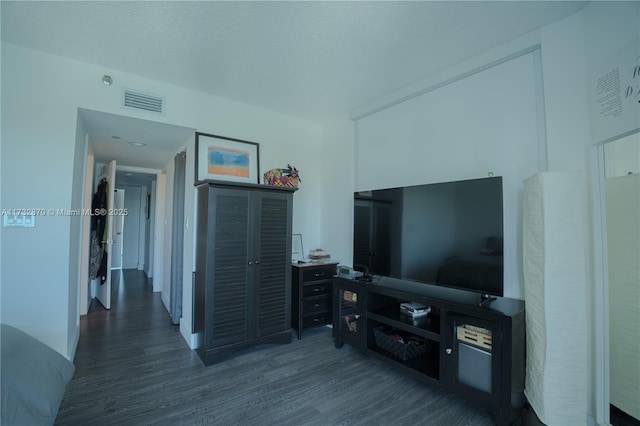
(478, 294, 497, 308)
(333, 277, 525, 426)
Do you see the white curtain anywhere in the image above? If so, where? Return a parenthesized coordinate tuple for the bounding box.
(522, 172, 587, 425)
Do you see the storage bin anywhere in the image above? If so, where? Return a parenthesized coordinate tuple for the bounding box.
(373, 326, 429, 361)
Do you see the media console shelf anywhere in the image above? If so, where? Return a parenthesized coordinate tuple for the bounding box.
(333, 276, 525, 426)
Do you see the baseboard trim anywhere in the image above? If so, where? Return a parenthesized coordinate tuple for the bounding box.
(589, 413, 608, 426)
(179, 319, 198, 349)
(68, 325, 80, 361)
(161, 293, 170, 312)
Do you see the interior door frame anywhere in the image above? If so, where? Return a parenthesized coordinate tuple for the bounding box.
(79, 164, 165, 314)
(591, 142, 611, 426)
(95, 159, 116, 310)
(115, 166, 165, 291)
(591, 128, 640, 425)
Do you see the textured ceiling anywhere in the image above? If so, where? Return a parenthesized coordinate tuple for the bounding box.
(2, 1, 589, 171)
(2, 1, 589, 124)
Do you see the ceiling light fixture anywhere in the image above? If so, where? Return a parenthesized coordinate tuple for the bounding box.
(128, 141, 146, 147)
(102, 75, 113, 86)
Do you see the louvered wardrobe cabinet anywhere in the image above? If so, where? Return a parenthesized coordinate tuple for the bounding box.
(194, 181, 296, 366)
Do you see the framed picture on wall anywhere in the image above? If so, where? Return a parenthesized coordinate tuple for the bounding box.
(195, 132, 260, 185)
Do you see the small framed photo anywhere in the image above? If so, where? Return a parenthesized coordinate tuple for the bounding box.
(292, 234, 304, 261)
(195, 132, 260, 185)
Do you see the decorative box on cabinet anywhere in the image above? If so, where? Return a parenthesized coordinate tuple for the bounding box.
(291, 262, 338, 339)
(194, 181, 296, 366)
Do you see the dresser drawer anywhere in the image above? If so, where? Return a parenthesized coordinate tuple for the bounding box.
(302, 296, 332, 315)
(302, 265, 336, 282)
(302, 312, 332, 328)
(302, 281, 332, 298)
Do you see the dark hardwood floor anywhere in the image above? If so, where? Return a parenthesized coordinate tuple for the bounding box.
(56, 269, 498, 425)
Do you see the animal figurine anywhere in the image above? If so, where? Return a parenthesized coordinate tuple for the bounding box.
(263, 164, 301, 187)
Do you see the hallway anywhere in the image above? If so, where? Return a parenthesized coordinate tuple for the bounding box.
(56, 270, 196, 425)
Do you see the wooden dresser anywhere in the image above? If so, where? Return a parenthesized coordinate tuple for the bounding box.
(291, 262, 338, 339)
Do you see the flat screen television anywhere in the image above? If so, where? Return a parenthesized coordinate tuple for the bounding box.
(353, 176, 504, 297)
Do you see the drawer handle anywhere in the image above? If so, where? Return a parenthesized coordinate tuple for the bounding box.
(314, 303, 322, 307)
(314, 273, 324, 277)
(313, 288, 321, 292)
(313, 318, 321, 322)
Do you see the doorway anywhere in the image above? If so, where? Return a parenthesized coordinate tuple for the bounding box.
(115, 171, 157, 276)
(76, 108, 195, 319)
(111, 188, 125, 270)
(596, 131, 640, 425)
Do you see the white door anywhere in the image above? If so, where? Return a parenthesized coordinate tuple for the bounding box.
(96, 160, 116, 310)
(111, 188, 125, 269)
(122, 186, 142, 269)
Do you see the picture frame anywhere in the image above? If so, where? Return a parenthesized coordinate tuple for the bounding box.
(292, 234, 304, 261)
(195, 132, 260, 185)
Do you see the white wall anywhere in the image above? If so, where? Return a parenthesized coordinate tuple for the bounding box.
(152, 173, 166, 293)
(67, 109, 88, 358)
(1, 47, 80, 357)
(162, 156, 175, 311)
(79, 144, 95, 316)
(583, 4, 640, 144)
(144, 183, 151, 273)
(0, 42, 322, 358)
(181, 136, 196, 345)
(121, 185, 141, 269)
(263, 125, 325, 253)
(147, 180, 156, 278)
(319, 114, 355, 264)
(356, 52, 541, 192)
(138, 186, 147, 271)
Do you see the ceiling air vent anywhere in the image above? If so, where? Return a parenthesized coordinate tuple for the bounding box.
(122, 89, 164, 114)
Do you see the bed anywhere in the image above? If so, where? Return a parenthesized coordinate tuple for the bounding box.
(1, 324, 75, 426)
